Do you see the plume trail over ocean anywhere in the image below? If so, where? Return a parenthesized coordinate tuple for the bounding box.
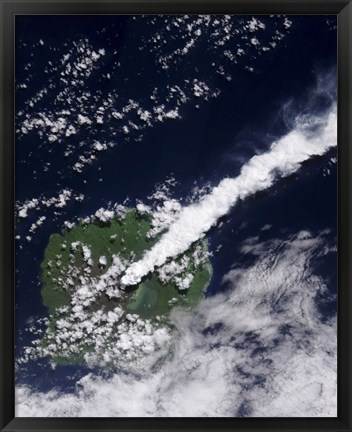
(121, 103, 337, 288)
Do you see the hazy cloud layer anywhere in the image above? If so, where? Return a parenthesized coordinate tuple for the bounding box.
(16, 230, 336, 417)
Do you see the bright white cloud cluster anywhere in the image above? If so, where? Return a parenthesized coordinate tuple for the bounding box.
(16, 230, 336, 417)
(18, 198, 39, 219)
(121, 103, 337, 288)
(95, 208, 115, 222)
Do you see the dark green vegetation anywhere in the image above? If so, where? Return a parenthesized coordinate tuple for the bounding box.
(41, 210, 212, 317)
(38, 209, 212, 365)
(41, 210, 156, 314)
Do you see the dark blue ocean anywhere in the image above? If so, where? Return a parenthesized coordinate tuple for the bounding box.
(15, 15, 337, 393)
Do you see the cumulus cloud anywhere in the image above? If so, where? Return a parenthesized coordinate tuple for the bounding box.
(121, 103, 337, 288)
(16, 230, 336, 417)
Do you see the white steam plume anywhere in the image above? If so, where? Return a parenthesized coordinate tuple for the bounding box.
(121, 104, 337, 288)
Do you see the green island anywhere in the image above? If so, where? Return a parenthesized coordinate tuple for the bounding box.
(38, 209, 212, 366)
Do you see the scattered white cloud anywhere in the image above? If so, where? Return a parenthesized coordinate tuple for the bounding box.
(283, 17, 292, 29)
(77, 114, 92, 125)
(16, 15, 293, 178)
(16, 189, 79, 219)
(99, 256, 107, 267)
(250, 38, 260, 46)
(29, 216, 46, 234)
(248, 17, 266, 32)
(147, 199, 182, 239)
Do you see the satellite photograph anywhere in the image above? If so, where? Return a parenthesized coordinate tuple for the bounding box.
(15, 14, 337, 417)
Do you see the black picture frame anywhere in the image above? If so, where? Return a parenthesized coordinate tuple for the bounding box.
(1, 0, 351, 431)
